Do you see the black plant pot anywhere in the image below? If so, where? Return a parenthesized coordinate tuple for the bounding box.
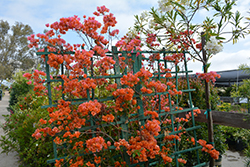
(235, 138, 247, 151)
(214, 154, 222, 167)
(226, 135, 236, 148)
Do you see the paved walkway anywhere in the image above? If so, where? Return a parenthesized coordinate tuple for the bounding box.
(0, 91, 19, 167)
(222, 150, 246, 167)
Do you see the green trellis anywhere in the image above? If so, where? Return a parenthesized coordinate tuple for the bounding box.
(36, 46, 206, 167)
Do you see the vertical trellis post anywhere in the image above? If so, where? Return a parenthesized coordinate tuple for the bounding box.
(112, 46, 130, 164)
(162, 50, 179, 165)
(132, 51, 144, 127)
(44, 47, 52, 106)
(184, 52, 201, 165)
(44, 47, 58, 160)
(201, 32, 214, 167)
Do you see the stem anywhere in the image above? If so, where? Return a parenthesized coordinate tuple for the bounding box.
(201, 32, 214, 167)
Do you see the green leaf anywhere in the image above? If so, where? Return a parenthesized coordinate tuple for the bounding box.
(171, 1, 186, 10)
(216, 36, 226, 40)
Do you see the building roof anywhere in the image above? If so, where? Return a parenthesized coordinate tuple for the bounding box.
(214, 69, 250, 87)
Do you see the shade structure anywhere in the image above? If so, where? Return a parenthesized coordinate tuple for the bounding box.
(214, 69, 250, 87)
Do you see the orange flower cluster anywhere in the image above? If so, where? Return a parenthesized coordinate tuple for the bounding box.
(60, 75, 96, 98)
(196, 43, 202, 50)
(144, 119, 161, 136)
(164, 53, 185, 65)
(27, 5, 119, 80)
(126, 135, 160, 162)
(55, 159, 64, 167)
(198, 139, 220, 159)
(86, 136, 108, 153)
(94, 156, 101, 164)
(114, 139, 130, 150)
(141, 87, 153, 94)
(102, 114, 115, 122)
(95, 56, 116, 75)
(169, 30, 196, 51)
(196, 71, 221, 83)
(144, 110, 159, 119)
(178, 158, 187, 164)
(72, 141, 84, 150)
(47, 53, 64, 69)
(78, 100, 102, 116)
(175, 116, 189, 123)
(146, 33, 159, 47)
(164, 135, 180, 141)
(193, 109, 201, 115)
(23, 73, 32, 80)
(120, 72, 140, 87)
(114, 120, 162, 162)
(147, 80, 167, 92)
(73, 50, 94, 68)
(149, 53, 161, 63)
(116, 35, 142, 51)
(86, 161, 95, 167)
(105, 83, 117, 91)
(168, 88, 182, 96)
(187, 137, 196, 145)
(136, 68, 153, 81)
(112, 88, 134, 112)
(69, 157, 84, 167)
(23, 70, 46, 96)
(160, 151, 173, 164)
(114, 161, 126, 167)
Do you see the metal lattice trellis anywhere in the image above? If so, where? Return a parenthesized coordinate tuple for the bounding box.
(36, 46, 206, 167)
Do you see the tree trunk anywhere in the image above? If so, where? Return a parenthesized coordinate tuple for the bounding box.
(201, 32, 214, 167)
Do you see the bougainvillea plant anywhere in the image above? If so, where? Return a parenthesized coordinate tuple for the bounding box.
(24, 5, 220, 167)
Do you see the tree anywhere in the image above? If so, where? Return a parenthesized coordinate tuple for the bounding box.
(133, 0, 249, 56)
(0, 20, 36, 81)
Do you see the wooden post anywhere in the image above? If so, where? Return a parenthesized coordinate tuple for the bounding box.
(201, 32, 214, 167)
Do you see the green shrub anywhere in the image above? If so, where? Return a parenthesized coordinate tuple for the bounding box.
(217, 102, 231, 112)
(0, 90, 54, 167)
(244, 144, 250, 167)
(220, 125, 250, 144)
(9, 71, 33, 107)
(176, 78, 220, 110)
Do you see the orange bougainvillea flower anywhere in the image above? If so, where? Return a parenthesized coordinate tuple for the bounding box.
(198, 139, 219, 159)
(86, 136, 107, 153)
(77, 100, 102, 116)
(102, 114, 115, 122)
(178, 158, 187, 164)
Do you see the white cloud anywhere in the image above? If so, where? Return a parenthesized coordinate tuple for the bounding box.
(0, 0, 157, 34)
(1, 0, 250, 74)
(187, 49, 250, 73)
(210, 49, 250, 71)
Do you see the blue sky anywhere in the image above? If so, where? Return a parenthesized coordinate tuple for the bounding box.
(0, 0, 250, 73)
